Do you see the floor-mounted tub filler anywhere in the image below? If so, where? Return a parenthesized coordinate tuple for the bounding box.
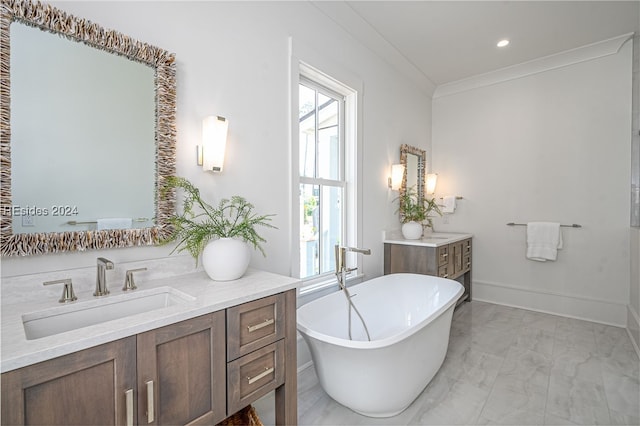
(296, 273, 463, 417)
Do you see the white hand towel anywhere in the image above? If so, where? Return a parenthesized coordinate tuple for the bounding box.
(441, 195, 457, 214)
(526, 222, 562, 262)
(97, 218, 132, 230)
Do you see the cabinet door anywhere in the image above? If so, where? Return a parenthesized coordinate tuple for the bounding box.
(137, 312, 226, 426)
(449, 241, 465, 278)
(1, 337, 136, 426)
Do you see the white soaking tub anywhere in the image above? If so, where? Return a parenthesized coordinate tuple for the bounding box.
(297, 273, 463, 417)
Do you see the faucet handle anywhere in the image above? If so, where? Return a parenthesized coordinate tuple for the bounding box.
(44, 278, 77, 303)
(122, 268, 147, 292)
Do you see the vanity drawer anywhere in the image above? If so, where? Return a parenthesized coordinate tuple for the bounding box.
(464, 239, 472, 255)
(227, 340, 285, 414)
(463, 254, 471, 273)
(227, 293, 285, 361)
(437, 246, 449, 267)
(438, 265, 449, 278)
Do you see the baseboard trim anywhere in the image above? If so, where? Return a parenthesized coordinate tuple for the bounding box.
(627, 304, 640, 358)
(297, 360, 314, 374)
(473, 279, 627, 327)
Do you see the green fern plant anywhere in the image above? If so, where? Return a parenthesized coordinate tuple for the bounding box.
(395, 185, 442, 228)
(161, 176, 276, 262)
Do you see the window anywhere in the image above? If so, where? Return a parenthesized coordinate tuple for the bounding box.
(296, 68, 357, 284)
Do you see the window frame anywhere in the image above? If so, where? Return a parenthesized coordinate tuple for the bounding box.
(298, 77, 346, 280)
(292, 62, 360, 291)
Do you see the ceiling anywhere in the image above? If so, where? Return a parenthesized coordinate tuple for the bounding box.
(313, 1, 639, 90)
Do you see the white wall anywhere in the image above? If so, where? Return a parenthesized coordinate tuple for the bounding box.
(630, 32, 640, 351)
(432, 40, 633, 326)
(1, 1, 431, 279)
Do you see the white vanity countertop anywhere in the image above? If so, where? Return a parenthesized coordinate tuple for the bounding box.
(1, 269, 300, 373)
(383, 231, 473, 247)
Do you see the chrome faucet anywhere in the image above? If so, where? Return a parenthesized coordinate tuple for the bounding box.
(94, 257, 114, 296)
(335, 245, 371, 278)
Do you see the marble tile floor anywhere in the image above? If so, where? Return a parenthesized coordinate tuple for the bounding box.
(255, 301, 640, 425)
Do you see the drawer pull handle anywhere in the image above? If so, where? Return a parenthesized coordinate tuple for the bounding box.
(247, 318, 274, 333)
(146, 380, 155, 423)
(442, 274, 448, 278)
(247, 367, 274, 385)
(441, 253, 448, 258)
(125, 389, 134, 426)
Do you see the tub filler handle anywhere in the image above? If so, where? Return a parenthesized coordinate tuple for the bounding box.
(247, 318, 275, 333)
(247, 367, 274, 384)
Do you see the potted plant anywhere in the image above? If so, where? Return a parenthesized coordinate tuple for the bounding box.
(395, 186, 442, 239)
(161, 176, 276, 281)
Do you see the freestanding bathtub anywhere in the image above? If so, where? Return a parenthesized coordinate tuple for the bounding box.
(296, 273, 463, 417)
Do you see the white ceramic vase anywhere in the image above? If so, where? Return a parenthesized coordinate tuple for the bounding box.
(201, 238, 251, 281)
(401, 221, 423, 240)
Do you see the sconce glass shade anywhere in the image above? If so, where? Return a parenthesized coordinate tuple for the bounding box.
(426, 173, 438, 195)
(389, 164, 405, 190)
(202, 115, 228, 172)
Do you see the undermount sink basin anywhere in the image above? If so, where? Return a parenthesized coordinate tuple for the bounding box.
(22, 287, 195, 340)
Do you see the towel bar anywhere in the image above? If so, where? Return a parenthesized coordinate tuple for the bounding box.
(506, 222, 582, 228)
(439, 196, 463, 200)
(66, 218, 152, 225)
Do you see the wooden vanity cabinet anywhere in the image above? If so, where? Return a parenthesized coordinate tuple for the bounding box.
(1, 289, 297, 426)
(1, 313, 225, 426)
(384, 238, 472, 303)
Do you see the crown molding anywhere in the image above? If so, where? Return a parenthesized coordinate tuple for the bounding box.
(434, 32, 634, 99)
(311, 1, 436, 97)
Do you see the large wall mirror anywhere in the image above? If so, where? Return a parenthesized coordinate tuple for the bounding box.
(1, 0, 177, 256)
(399, 144, 426, 216)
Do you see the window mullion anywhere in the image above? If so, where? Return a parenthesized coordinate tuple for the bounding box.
(299, 176, 344, 188)
(317, 183, 323, 274)
(314, 91, 320, 179)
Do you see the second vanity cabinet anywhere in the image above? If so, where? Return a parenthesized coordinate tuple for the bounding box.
(384, 236, 472, 303)
(1, 290, 297, 426)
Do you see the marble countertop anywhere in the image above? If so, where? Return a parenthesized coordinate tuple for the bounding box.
(1, 268, 300, 373)
(383, 231, 473, 247)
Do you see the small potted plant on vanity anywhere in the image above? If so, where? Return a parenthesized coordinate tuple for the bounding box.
(396, 186, 442, 240)
(161, 176, 276, 281)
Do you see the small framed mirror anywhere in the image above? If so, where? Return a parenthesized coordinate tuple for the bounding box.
(399, 144, 426, 215)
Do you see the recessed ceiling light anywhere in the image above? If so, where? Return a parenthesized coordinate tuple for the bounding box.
(497, 39, 510, 48)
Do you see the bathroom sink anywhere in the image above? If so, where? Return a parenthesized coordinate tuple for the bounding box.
(22, 287, 195, 340)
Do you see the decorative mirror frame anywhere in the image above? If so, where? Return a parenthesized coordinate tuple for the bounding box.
(1, 0, 176, 256)
(399, 143, 426, 217)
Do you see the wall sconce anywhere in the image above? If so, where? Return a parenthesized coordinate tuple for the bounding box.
(388, 164, 405, 190)
(197, 115, 228, 172)
(426, 173, 438, 195)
